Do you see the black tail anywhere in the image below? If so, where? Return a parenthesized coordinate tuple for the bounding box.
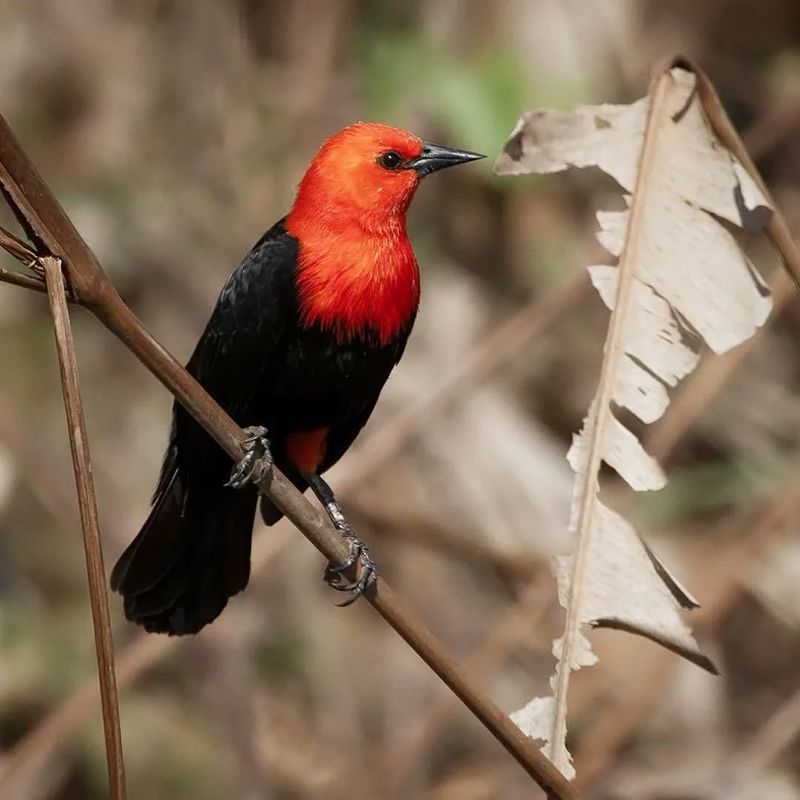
(110, 469, 258, 635)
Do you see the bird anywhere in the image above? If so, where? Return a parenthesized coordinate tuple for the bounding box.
(110, 122, 484, 635)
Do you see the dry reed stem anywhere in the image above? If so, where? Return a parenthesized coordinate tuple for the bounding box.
(0, 532, 290, 796)
(690, 58, 800, 297)
(0, 265, 45, 292)
(0, 113, 576, 799)
(42, 255, 126, 799)
(548, 65, 678, 774)
(0, 222, 38, 263)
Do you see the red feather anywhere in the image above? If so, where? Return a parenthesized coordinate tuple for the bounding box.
(286, 123, 422, 344)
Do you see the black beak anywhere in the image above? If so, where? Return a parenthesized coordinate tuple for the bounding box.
(405, 142, 485, 177)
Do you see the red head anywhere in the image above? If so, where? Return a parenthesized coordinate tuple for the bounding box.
(286, 122, 483, 344)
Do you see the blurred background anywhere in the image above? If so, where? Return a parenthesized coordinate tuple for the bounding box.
(2, 1, 800, 798)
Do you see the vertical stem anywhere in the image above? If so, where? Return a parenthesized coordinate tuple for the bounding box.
(43, 257, 126, 799)
(549, 68, 675, 775)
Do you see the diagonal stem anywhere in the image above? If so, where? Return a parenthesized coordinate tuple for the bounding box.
(689, 58, 800, 297)
(42, 256, 126, 799)
(0, 112, 577, 797)
(0, 264, 46, 293)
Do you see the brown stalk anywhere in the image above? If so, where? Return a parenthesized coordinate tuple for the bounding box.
(0, 531, 290, 796)
(689, 58, 800, 297)
(0, 113, 575, 798)
(0, 266, 46, 293)
(0, 223, 37, 262)
(42, 255, 126, 799)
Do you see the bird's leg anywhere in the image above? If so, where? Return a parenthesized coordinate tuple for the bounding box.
(306, 473, 376, 606)
(225, 426, 273, 489)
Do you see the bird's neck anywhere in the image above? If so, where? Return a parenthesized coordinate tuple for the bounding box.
(285, 209, 420, 345)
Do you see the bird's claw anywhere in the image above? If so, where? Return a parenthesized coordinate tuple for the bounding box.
(324, 531, 376, 606)
(226, 426, 273, 489)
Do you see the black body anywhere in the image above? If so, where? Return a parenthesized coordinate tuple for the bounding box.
(110, 221, 412, 634)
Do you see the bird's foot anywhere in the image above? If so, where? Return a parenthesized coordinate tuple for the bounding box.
(225, 426, 273, 489)
(324, 525, 377, 607)
(306, 473, 377, 606)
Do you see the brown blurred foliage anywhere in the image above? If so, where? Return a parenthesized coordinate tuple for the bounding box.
(2, 2, 800, 798)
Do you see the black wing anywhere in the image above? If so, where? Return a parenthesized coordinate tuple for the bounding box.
(188, 221, 297, 419)
(111, 221, 299, 633)
(174, 220, 299, 479)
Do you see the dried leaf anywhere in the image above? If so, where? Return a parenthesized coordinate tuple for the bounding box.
(496, 67, 771, 778)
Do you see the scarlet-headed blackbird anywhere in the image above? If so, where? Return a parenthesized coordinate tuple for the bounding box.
(111, 123, 483, 634)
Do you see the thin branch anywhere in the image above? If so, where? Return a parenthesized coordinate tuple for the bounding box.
(0, 222, 74, 298)
(42, 255, 126, 799)
(688, 58, 800, 297)
(0, 114, 575, 798)
(0, 532, 289, 796)
(0, 221, 37, 262)
(0, 265, 46, 293)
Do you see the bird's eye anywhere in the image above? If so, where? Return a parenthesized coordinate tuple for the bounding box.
(379, 150, 403, 170)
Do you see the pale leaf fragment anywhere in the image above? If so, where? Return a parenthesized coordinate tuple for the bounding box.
(495, 100, 647, 189)
(590, 264, 700, 423)
(554, 502, 714, 670)
(568, 410, 666, 491)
